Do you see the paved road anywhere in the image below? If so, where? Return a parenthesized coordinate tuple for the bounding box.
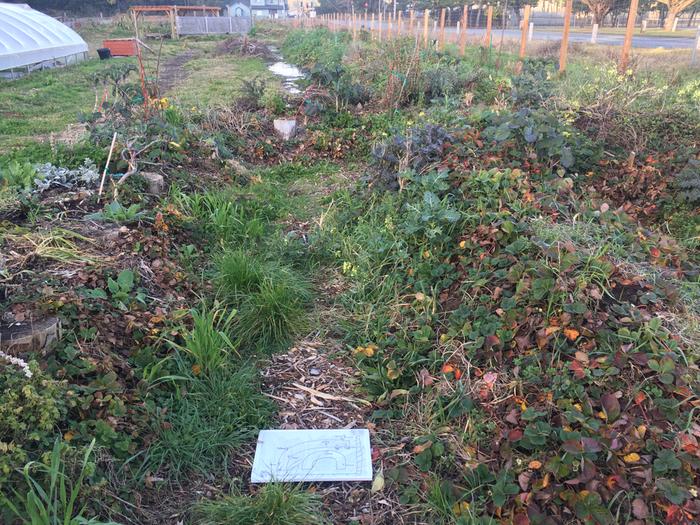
(347, 22, 697, 49)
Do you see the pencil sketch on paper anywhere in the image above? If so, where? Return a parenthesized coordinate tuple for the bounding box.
(251, 428, 373, 483)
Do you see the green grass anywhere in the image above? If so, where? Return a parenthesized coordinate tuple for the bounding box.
(166, 306, 239, 376)
(569, 26, 698, 38)
(143, 363, 273, 478)
(193, 484, 330, 525)
(216, 250, 312, 352)
(170, 55, 278, 109)
(0, 58, 130, 149)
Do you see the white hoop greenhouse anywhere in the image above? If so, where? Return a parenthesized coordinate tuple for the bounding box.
(0, 3, 88, 78)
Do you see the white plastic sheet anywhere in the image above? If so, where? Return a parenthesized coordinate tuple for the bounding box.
(0, 3, 88, 72)
(251, 429, 373, 483)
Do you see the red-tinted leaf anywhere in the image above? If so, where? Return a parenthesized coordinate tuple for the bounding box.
(601, 393, 621, 422)
(508, 428, 523, 442)
(570, 359, 586, 379)
(518, 470, 533, 491)
(631, 498, 648, 519)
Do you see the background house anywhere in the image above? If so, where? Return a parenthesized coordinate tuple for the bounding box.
(228, 0, 288, 19)
(287, 0, 318, 17)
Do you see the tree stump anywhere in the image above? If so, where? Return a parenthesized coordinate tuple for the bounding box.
(0, 318, 62, 356)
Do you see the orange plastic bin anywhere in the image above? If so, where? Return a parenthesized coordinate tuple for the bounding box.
(102, 39, 138, 57)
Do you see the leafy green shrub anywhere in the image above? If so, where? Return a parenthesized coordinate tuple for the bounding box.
(372, 124, 454, 189)
(483, 107, 600, 171)
(421, 64, 460, 100)
(86, 201, 144, 224)
(194, 484, 329, 525)
(0, 161, 36, 190)
(261, 87, 286, 115)
(0, 362, 69, 490)
(510, 58, 555, 107)
(239, 76, 267, 110)
(282, 28, 347, 69)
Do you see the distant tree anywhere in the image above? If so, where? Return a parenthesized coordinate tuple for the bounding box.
(657, 0, 697, 28)
(578, 0, 614, 25)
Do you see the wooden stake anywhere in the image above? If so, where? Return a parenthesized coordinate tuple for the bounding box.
(364, 11, 368, 34)
(459, 5, 468, 55)
(619, 0, 639, 72)
(409, 9, 415, 35)
(371, 13, 375, 40)
(388, 12, 393, 39)
(353, 13, 357, 41)
(518, 5, 531, 59)
(98, 132, 118, 200)
(484, 6, 493, 46)
(398, 11, 403, 36)
(559, 0, 573, 72)
(438, 8, 446, 51)
(423, 9, 430, 48)
(378, 11, 383, 42)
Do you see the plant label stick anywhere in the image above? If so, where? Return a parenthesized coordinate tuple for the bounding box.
(98, 132, 118, 200)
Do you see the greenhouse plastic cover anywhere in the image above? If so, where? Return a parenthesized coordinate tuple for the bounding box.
(0, 3, 88, 71)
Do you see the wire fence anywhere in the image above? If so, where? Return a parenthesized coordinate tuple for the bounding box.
(285, 5, 700, 71)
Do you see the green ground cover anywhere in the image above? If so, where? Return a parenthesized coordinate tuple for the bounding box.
(1, 18, 699, 525)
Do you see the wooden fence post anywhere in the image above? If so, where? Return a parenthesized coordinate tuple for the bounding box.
(438, 8, 446, 50)
(619, 0, 639, 72)
(484, 6, 493, 46)
(459, 4, 468, 55)
(518, 5, 531, 59)
(423, 9, 430, 47)
(559, 0, 573, 72)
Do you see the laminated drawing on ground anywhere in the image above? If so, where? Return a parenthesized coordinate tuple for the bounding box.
(251, 429, 373, 483)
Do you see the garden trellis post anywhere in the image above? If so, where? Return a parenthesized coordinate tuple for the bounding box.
(459, 5, 468, 56)
(620, 0, 639, 72)
(519, 5, 531, 60)
(484, 6, 493, 46)
(559, 0, 573, 72)
(439, 8, 446, 50)
(423, 9, 430, 47)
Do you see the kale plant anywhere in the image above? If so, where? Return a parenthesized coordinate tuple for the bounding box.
(510, 59, 555, 107)
(372, 125, 454, 190)
(484, 108, 600, 171)
(673, 158, 700, 204)
(34, 160, 100, 192)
